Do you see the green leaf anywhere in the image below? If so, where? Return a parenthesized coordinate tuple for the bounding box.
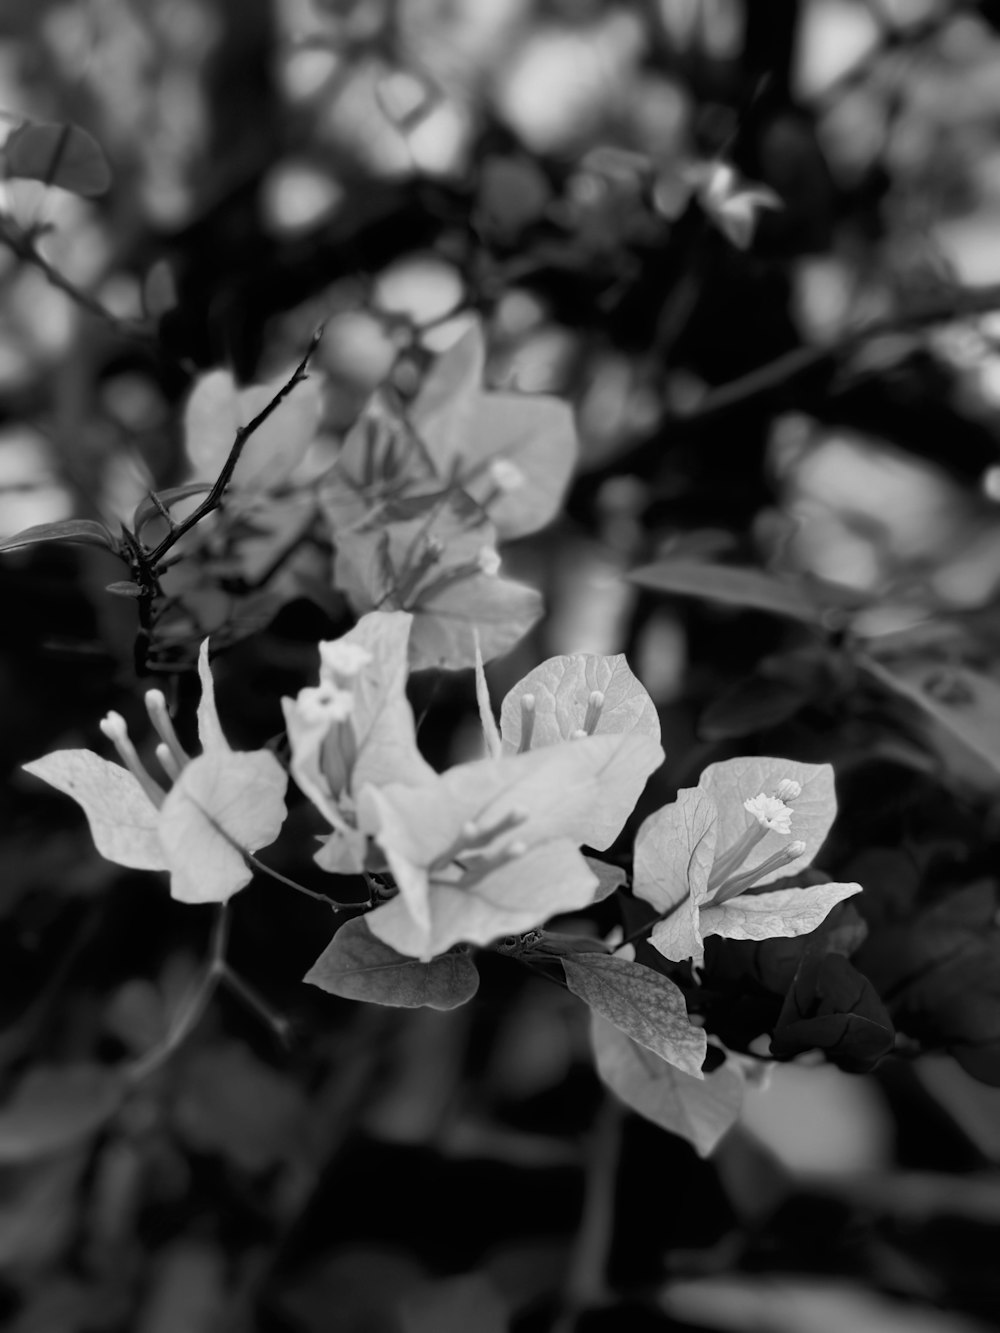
(159, 749, 288, 903)
(861, 656, 1000, 782)
(629, 560, 820, 623)
(590, 1016, 743, 1157)
(133, 483, 211, 535)
(500, 652, 660, 752)
(0, 1064, 124, 1163)
(3, 121, 111, 196)
(563, 954, 706, 1076)
(398, 1273, 508, 1333)
(22, 750, 166, 871)
(365, 838, 598, 959)
(771, 953, 894, 1072)
(0, 518, 119, 557)
(698, 675, 810, 741)
(305, 916, 480, 1009)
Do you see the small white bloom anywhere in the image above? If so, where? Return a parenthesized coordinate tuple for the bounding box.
(774, 778, 802, 802)
(743, 792, 793, 835)
(319, 641, 373, 681)
(477, 545, 501, 577)
(297, 683, 355, 725)
(488, 458, 526, 493)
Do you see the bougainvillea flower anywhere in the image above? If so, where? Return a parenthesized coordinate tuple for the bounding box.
(23, 642, 288, 903)
(281, 610, 436, 873)
(634, 757, 861, 967)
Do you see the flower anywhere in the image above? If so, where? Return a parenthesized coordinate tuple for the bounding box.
(282, 610, 435, 873)
(23, 642, 288, 903)
(689, 160, 782, 250)
(634, 757, 861, 966)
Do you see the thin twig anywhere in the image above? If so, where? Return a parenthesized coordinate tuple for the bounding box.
(147, 325, 325, 566)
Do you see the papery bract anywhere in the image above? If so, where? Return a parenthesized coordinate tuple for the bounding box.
(499, 651, 660, 752)
(23, 641, 288, 904)
(634, 757, 861, 966)
(281, 610, 435, 873)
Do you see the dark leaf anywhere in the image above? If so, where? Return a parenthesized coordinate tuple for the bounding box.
(4, 120, 111, 196)
(0, 1063, 124, 1163)
(699, 674, 811, 740)
(0, 518, 120, 557)
(771, 953, 894, 1072)
(133, 483, 211, 535)
(629, 560, 821, 623)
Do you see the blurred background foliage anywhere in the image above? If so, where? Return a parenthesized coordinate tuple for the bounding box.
(5, 0, 1000, 1329)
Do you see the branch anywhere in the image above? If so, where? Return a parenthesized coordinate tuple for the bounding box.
(146, 325, 325, 566)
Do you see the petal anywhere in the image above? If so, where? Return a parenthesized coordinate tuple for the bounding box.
(649, 894, 706, 966)
(196, 638, 229, 753)
(699, 881, 863, 946)
(698, 757, 836, 887)
(500, 651, 660, 752)
(633, 786, 717, 913)
(159, 749, 288, 903)
(23, 750, 165, 871)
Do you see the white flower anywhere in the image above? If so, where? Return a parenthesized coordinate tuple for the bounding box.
(743, 792, 793, 835)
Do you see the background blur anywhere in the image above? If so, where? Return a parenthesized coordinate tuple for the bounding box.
(4, 1, 1000, 1330)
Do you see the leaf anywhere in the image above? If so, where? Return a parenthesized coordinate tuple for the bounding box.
(398, 1273, 508, 1333)
(3, 120, 111, 196)
(0, 518, 119, 557)
(698, 757, 837, 888)
(590, 1016, 743, 1157)
(771, 953, 894, 1072)
(500, 652, 660, 752)
(629, 560, 820, 623)
(861, 656, 1000, 782)
(159, 749, 288, 903)
(584, 855, 628, 901)
(0, 1064, 124, 1163)
(305, 916, 480, 1009)
(365, 838, 598, 959)
(698, 675, 811, 740)
(563, 954, 706, 1076)
(700, 881, 863, 948)
(133, 483, 212, 535)
(22, 750, 166, 871)
(184, 366, 322, 492)
(474, 634, 502, 758)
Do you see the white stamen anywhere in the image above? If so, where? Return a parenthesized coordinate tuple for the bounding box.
(570, 728, 588, 740)
(144, 689, 190, 769)
(476, 546, 501, 577)
(99, 712, 167, 808)
(709, 840, 807, 905)
(518, 694, 536, 753)
(488, 458, 526, 493)
(774, 778, 802, 802)
(583, 690, 605, 735)
(743, 793, 793, 835)
(155, 742, 183, 783)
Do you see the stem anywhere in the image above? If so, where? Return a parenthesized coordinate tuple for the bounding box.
(125, 902, 231, 1083)
(244, 850, 360, 908)
(220, 965, 291, 1046)
(552, 1097, 622, 1331)
(147, 326, 324, 566)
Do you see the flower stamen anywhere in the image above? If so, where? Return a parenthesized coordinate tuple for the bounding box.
(709, 840, 806, 905)
(99, 711, 168, 808)
(583, 690, 605, 736)
(144, 689, 190, 770)
(155, 742, 184, 784)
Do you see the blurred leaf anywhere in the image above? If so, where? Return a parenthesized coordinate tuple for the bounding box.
(133, 484, 211, 535)
(172, 1042, 306, 1173)
(629, 560, 821, 623)
(0, 518, 119, 557)
(500, 651, 660, 751)
(3, 120, 111, 196)
(771, 953, 894, 1072)
(304, 916, 480, 1009)
(563, 953, 706, 1076)
(699, 675, 811, 740)
(0, 1064, 124, 1163)
(590, 1015, 743, 1157)
(398, 1273, 508, 1333)
(861, 656, 1000, 781)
